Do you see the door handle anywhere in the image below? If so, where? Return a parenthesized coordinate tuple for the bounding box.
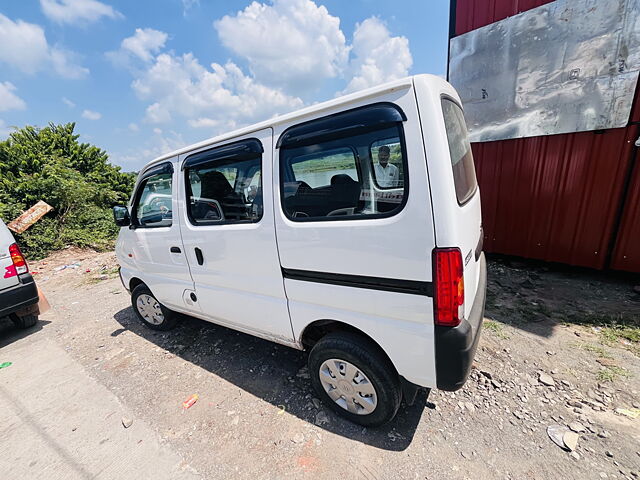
(170, 246, 181, 253)
(194, 247, 204, 265)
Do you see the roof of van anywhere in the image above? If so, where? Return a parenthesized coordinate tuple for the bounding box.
(141, 74, 447, 170)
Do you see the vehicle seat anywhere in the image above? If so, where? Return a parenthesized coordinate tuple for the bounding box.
(193, 171, 234, 220)
(328, 174, 360, 213)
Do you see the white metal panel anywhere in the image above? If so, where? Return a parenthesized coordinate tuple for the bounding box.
(449, 0, 640, 142)
(178, 128, 295, 343)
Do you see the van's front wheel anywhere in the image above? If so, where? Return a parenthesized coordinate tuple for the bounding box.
(308, 332, 402, 427)
(131, 284, 177, 331)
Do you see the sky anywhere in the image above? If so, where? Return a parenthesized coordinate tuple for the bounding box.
(0, 0, 450, 171)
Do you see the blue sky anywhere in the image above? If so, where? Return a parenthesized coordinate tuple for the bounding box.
(0, 0, 449, 171)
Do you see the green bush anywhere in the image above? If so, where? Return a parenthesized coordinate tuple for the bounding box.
(0, 123, 136, 259)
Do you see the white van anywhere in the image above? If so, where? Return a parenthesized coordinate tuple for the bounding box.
(114, 74, 486, 426)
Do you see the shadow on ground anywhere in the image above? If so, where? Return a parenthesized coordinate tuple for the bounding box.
(485, 254, 640, 340)
(0, 316, 51, 349)
(113, 307, 428, 451)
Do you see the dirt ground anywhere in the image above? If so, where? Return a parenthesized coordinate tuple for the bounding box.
(2, 247, 640, 479)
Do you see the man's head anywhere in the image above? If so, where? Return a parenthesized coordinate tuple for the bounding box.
(378, 145, 390, 167)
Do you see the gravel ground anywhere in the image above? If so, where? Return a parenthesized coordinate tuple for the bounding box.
(1, 248, 639, 479)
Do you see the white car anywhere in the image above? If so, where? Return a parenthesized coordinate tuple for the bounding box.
(0, 220, 39, 328)
(114, 74, 486, 426)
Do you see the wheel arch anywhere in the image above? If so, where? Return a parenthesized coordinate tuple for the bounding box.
(300, 319, 396, 371)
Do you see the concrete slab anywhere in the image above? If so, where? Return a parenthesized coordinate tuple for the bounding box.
(0, 336, 200, 480)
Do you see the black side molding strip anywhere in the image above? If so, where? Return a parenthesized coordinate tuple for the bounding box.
(281, 268, 433, 297)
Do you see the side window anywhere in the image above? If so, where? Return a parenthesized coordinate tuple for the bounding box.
(185, 156, 262, 224)
(442, 98, 478, 204)
(280, 124, 407, 221)
(133, 172, 173, 227)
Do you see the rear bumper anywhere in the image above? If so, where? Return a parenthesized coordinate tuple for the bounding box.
(0, 273, 39, 318)
(434, 253, 487, 391)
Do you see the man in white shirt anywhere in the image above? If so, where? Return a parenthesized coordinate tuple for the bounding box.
(374, 145, 400, 188)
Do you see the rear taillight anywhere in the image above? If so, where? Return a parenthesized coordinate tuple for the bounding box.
(9, 243, 28, 275)
(432, 247, 464, 327)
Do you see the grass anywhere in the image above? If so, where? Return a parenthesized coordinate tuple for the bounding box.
(597, 365, 630, 383)
(577, 342, 613, 358)
(562, 311, 640, 357)
(484, 319, 510, 339)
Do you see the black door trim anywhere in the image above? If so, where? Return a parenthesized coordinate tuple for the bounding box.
(281, 268, 433, 297)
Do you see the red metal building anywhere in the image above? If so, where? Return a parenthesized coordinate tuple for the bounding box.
(449, 0, 640, 273)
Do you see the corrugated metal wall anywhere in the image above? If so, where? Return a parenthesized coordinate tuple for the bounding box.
(451, 0, 640, 272)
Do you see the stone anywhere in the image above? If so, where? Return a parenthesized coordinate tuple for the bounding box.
(570, 451, 580, 460)
(539, 373, 556, 387)
(605, 451, 614, 458)
(315, 411, 330, 426)
(480, 370, 493, 380)
(563, 431, 579, 452)
(292, 433, 304, 444)
(568, 422, 586, 433)
(121, 417, 133, 428)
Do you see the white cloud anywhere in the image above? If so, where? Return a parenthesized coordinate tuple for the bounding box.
(153, 127, 162, 135)
(0, 82, 27, 112)
(341, 17, 412, 94)
(40, 0, 122, 25)
(128, 122, 139, 132)
(188, 117, 220, 129)
(81, 109, 101, 120)
(214, 0, 348, 94)
(111, 130, 186, 171)
(62, 97, 75, 108)
(131, 51, 302, 127)
(0, 14, 88, 78)
(182, 0, 199, 16)
(121, 28, 168, 62)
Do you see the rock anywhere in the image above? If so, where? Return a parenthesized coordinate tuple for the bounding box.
(563, 431, 579, 452)
(311, 398, 321, 409)
(292, 433, 304, 444)
(315, 411, 330, 426)
(596, 358, 617, 367)
(570, 451, 580, 460)
(491, 379, 501, 389)
(599, 473, 608, 479)
(121, 417, 133, 428)
(539, 373, 556, 387)
(480, 370, 493, 380)
(605, 451, 614, 458)
(231, 416, 239, 426)
(464, 402, 475, 413)
(568, 422, 586, 433)
(567, 400, 583, 408)
(460, 451, 472, 459)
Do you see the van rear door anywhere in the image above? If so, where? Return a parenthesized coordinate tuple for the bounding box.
(440, 97, 483, 315)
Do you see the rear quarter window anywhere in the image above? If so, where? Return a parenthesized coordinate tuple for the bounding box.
(442, 98, 478, 204)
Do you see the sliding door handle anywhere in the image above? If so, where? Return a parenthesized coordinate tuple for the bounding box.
(194, 247, 204, 265)
(170, 246, 181, 253)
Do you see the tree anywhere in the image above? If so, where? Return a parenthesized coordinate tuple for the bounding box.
(0, 123, 136, 258)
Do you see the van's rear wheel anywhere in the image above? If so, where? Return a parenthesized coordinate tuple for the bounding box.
(131, 284, 177, 331)
(308, 332, 402, 427)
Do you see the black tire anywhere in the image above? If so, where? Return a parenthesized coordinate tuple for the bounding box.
(131, 284, 178, 331)
(9, 313, 38, 329)
(308, 331, 402, 427)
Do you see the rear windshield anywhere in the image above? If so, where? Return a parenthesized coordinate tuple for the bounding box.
(442, 98, 478, 204)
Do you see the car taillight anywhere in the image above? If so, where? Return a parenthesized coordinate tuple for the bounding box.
(9, 243, 28, 275)
(432, 247, 464, 327)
